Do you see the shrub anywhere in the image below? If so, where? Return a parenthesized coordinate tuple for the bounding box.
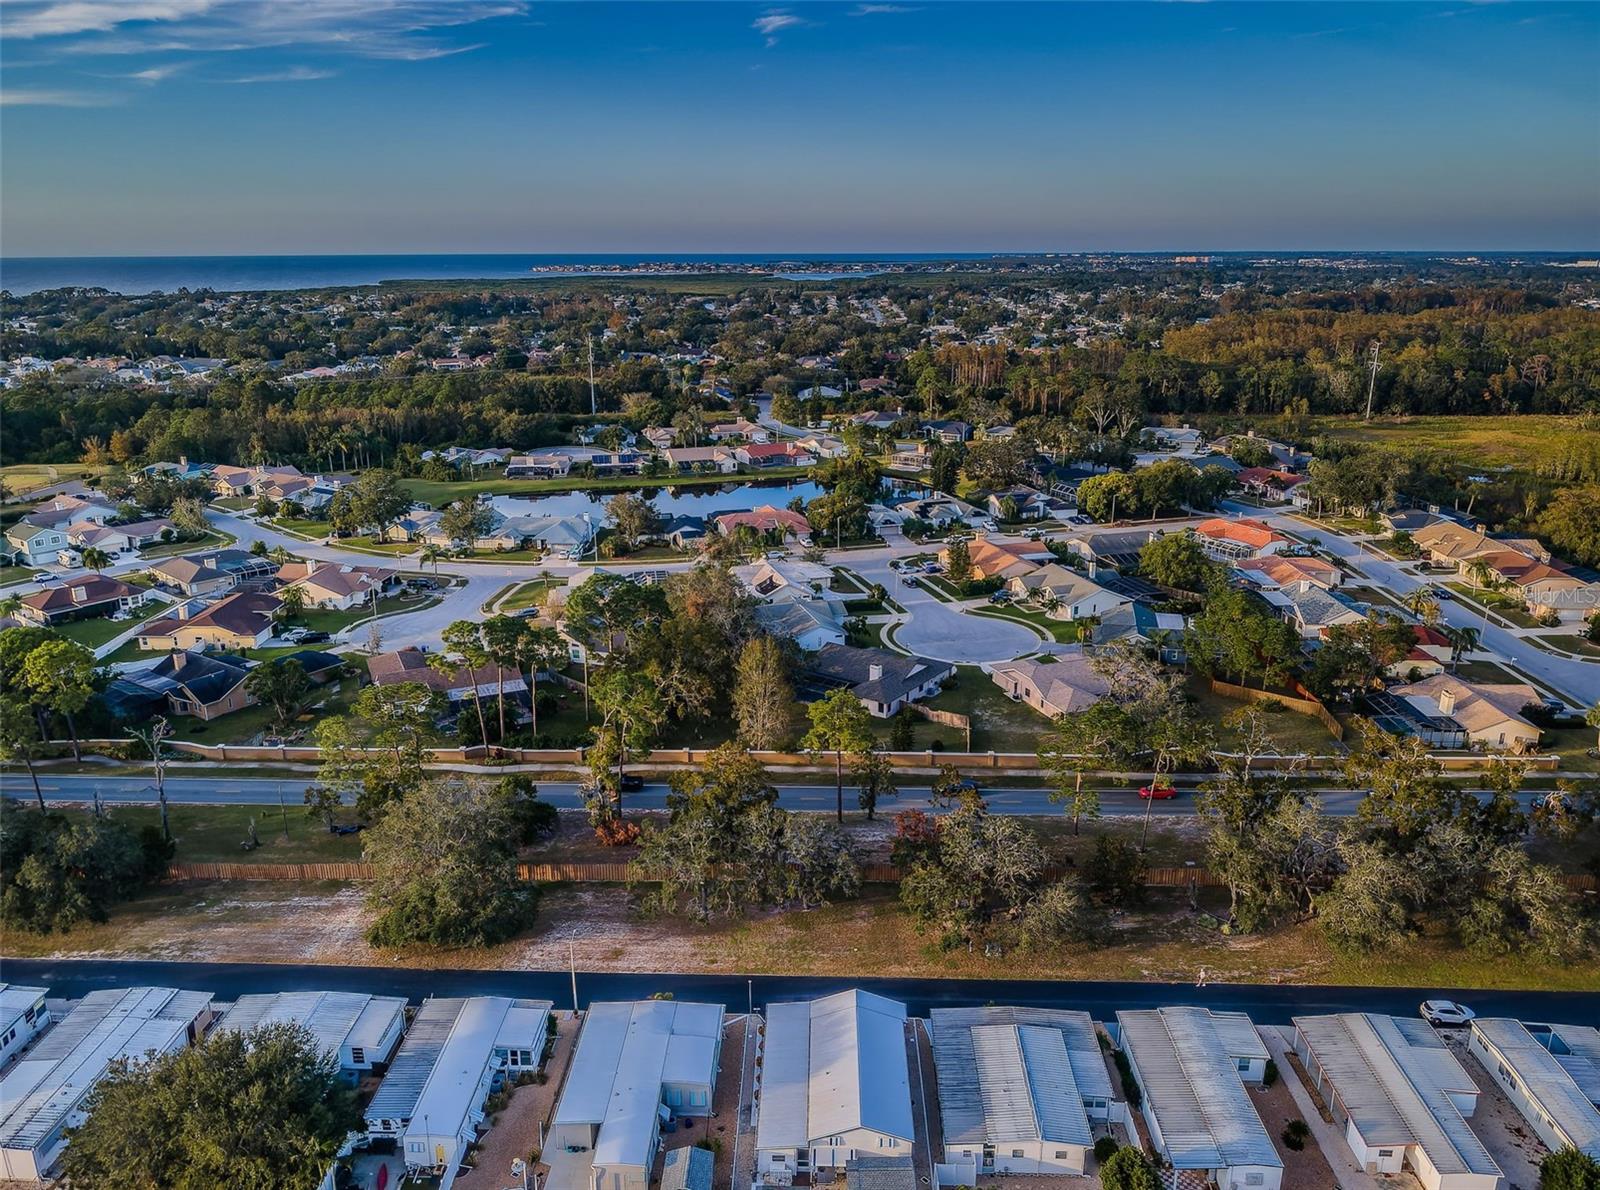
(1282, 1119, 1310, 1151)
(1263, 1058, 1279, 1088)
(594, 818, 641, 847)
(1094, 1136, 1120, 1163)
(1112, 1049, 1143, 1109)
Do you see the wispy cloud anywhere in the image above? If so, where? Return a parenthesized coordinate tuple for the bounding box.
(0, 87, 117, 106)
(123, 63, 185, 83)
(852, 4, 918, 14)
(753, 10, 806, 47)
(228, 65, 335, 83)
(5, 1, 521, 63)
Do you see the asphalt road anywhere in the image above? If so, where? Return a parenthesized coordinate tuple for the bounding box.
(4, 958, 1596, 1025)
(5, 773, 1552, 819)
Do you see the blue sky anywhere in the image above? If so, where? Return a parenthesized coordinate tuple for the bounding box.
(1, 1, 1596, 255)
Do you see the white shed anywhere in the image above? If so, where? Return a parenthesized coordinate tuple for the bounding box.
(1115, 1006, 1283, 1190)
(1294, 1013, 1503, 1190)
(1468, 1019, 1600, 1160)
(755, 989, 915, 1178)
(930, 1006, 1115, 1176)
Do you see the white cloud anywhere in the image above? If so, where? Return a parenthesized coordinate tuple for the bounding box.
(5, 1, 521, 62)
(228, 65, 335, 83)
(0, 86, 116, 106)
(852, 4, 918, 14)
(753, 10, 806, 46)
(124, 63, 185, 82)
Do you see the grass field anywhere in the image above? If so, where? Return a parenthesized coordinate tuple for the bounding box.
(0, 462, 110, 498)
(54, 603, 167, 650)
(970, 603, 1083, 644)
(139, 529, 234, 559)
(399, 466, 811, 507)
(1307, 414, 1600, 471)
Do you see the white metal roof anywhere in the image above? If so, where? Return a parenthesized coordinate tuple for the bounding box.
(0, 987, 211, 1153)
(930, 1006, 1109, 1148)
(217, 991, 405, 1065)
(365, 998, 465, 1124)
(0, 985, 47, 1034)
(404, 998, 549, 1148)
(553, 1000, 724, 1171)
(1472, 1020, 1600, 1158)
(756, 989, 913, 1151)
(1116, 1007, 1281, 1172)
(1294, 1014, 1500, 1177)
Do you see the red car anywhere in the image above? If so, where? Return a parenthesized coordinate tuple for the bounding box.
(1138, 783, 1178, 800)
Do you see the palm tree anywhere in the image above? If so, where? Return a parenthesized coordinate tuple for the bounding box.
(419, 544, 445, 575)
(1402, 587, 1440, 626)
(1466, 557, 1496, 592)
(1447, 625, 1480, 671)
(80, 547, 110, 574)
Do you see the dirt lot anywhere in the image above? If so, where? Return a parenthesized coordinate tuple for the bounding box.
(1438, 1033, 1547, 1190)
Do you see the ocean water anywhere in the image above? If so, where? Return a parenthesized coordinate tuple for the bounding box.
(0, 253, 990, 296)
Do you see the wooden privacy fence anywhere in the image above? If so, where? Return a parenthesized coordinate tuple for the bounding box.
(1208, 677, 1346, 742)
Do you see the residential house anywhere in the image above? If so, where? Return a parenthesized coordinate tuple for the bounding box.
(707, 419, 768, 443)
(368, 646, 529, 722)
(660, 447, 739, 474)
(888, 440, 932, 472)
(940, 538, 1049, 583)
(754, 600, 846, 652)
(1191, 517, 1290, 562)
(922, 419, 972, 443)
(1234, 555, 1342, 591)
(136, 591, 282, 652)
(930, 1006, 1116, 1177)
(1007, 563, 1131, 621)
(735, 558, 838, 604)
(1090, 602, 1189, 662)
(576, 424, 637, 449)
(0, 987, 214, 1182)
(57, 523, 129, 560)
(796, 384, 842, 400)
(209, 463, 304, 498)
(4, 522, 68, 566)
(1236, 467, 1309, 502)
(1387, 625, 1455, 679)
(989, 649, 1110, 719)
(545, 1001, 723, 1190)
(756, 990, 914, 1179)
(661, 515, 709, 551)
(22, 494, 117, 530)
(216, 992, 408, 1083)
(0, 985, 50, 1071)
(1294, 1014, 1503, 1190)
(384, 510, 444, 544)
(15, 575, 149, 626)
(1467, 1019, 1600, 1161)
(279, 561, 398, 611)
(506, 447, 643, 478)
(103, 651, 254, 721)
(366, 997, 551, 1188)
(1265, 583, 1368, 639)
(984, 486, 1052, 522)
(147, 549, 276, 597)
(805, 643, 953, 717)
(714, 506, 812, 541)
(1391, 675, 1542, 753)
(894, 497, 964, 526)
(640, 426, 677, 451)
(794, 434, 849, 460)
(737, 442, 816, 468)
(1114, 1006, 1283, 1190)
(1505, 562, 1600, 624)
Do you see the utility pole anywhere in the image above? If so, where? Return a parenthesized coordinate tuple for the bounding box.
(1363, 340, 1381, 421)
(587, 334, 597, 416)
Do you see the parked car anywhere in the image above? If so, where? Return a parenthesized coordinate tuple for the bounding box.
(280, 627, 309, 643)
(1138, 782, 1178, 800)
(30, 572, 53, 583)
(1419, 1000, 1476, 1027)
(1431, 586, 1453, 600)
(987, 591, 1010, 604)
(297, 630, 331, 643)
(617, 774, 645, 792)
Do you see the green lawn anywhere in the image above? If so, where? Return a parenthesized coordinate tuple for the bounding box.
(337, 535, 419, 556)
(399, 465, 812, 507)
(1186, 674, 1342, 755)
(168, 671, 364, 745)
(45, 803, 366, 863)
(140, 530, 234, 559)
(270, 519, 331, 540)
(1444, 583, 1539, 628)
(55, 604, 167, 650)
(0, 565, 32, 588)
(1539, 633, 1600, 658)
(969, 603, 1082, 644)
(0, 462, 109, 497)
(920, 666, 1049, 753)
(497, 578, 563, 612)
(211, 497, 254, 512)
(284, 591, 441, 635)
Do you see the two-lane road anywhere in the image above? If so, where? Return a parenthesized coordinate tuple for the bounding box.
(2, 772, 1556, 820)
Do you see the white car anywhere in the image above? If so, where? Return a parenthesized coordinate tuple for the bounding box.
(1419, 1000, 1476, 1027)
